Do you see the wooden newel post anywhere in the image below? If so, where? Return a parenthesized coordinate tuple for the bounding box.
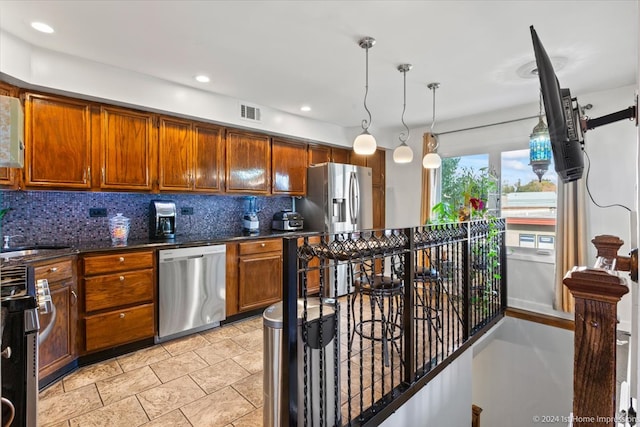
(563, 235, 630, 426)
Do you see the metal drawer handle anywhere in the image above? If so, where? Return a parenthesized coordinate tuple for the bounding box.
(119, 276, 125, 282)
(119, 257, 125, 262)
(119, 313, 125, 319)
(261, 243, 266, 247)
(71, 290, 77, 305)
(50, 267, 58, 273)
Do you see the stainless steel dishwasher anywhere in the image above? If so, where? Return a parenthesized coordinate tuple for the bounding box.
(157, 245, 226, 343)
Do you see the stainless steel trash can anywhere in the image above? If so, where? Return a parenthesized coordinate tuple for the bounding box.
(263, 298, 340, 427)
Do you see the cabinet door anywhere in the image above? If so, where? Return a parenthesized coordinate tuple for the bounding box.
(373, 184, 385, 230)
(84, 303, 154, 352)
(193, 123, 225, 192)
(308, 145, 330, 166)
(38, 281, 78, 379)
(0, 167, 13, 187)
(368, 149, 385, 187)
(0, 83, 16, 187)
(226, 130, 270, 193)
(158, 117, 192, 191)
(350, 152, 368, 167)
(331, 147, 350, 164)
(272, 138, 307, 195)
(100, 106, 155, 190)
(238, 252, 282, 312)
(25, 93, 92, 188)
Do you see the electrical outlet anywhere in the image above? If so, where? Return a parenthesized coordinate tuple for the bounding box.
(89, 208, 107, 217)
(181, 207, 194, 215)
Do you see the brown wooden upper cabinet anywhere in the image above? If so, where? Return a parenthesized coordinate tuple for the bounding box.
(158, 117, 191, 191)
(25, 93, 92, 189)
(158, 118, 224, 193)
(350, 149, 386, 229)
(100, 106, 155, 191)
(271, 138, 307, 195)
(0, 82, 17, 187)
(193, 123, 225, 192)
(308, 145, 330, 166)
(331, 147, 350, 164)
(226, 130, 270, 194)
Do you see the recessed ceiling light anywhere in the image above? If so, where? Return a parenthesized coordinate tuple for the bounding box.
(300, 105, 311, 112)
(31, 22, 54, 34)
(195, 75, 210, 83)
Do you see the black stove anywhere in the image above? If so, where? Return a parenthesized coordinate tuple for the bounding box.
(1, 264, 40, 427)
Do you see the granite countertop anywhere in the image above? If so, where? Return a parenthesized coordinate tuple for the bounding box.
(0, 229, 321, 265)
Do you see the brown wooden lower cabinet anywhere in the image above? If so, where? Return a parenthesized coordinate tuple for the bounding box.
(84, 303, 155, 352)
(81, 249, 156, 353)
(227, 238, 283, 315)
(35, 257, 78, 381)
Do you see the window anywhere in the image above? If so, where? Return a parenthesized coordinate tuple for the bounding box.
(434, 154, 491, 222)
(500, 149, 557, 251)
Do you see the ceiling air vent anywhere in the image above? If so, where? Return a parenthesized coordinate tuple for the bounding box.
(240, 103, 262, 122)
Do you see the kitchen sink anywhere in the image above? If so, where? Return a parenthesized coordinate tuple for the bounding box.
(1, 246, 71, 260)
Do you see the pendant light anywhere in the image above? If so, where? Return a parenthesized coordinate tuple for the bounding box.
(353, 37, 377, 155)
(393, 64, 414, 164)
(422, 82, 442, 169)
(529, 90, 552, 182)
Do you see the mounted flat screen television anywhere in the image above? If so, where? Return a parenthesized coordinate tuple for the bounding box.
(530, 25, 584, 183)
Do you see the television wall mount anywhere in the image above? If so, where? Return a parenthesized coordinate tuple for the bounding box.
(581, 95, 638, 132)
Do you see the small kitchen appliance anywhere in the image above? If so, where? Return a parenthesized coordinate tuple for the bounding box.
(242, 196, 260, 234)
(149, 200, 176, 240)
(272, 210, 304, 231)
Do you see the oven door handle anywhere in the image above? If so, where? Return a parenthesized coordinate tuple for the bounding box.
(38, 302, 57, 344)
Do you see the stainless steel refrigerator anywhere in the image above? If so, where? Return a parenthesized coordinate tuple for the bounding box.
(298, 162, 373, 295)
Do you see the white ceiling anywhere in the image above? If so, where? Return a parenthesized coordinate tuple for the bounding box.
(0, 1, 637, 133)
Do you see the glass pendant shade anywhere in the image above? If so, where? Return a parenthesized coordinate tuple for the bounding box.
(393, 143, 413, 163)
(422, 152, 442, 169)
(353, 130, 377, 155)
(529, 116, 552, 181)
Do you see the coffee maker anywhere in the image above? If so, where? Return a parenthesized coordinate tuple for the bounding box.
(149, 200, 176, 240)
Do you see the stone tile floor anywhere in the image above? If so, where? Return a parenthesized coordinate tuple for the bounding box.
(38, 315, 265, 427)
(38, 292, 456, 427)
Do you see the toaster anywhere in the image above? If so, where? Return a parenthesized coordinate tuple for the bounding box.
(272, 210, 304, 231)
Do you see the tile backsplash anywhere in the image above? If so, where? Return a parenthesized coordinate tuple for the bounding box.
(0, 190, 293, 244)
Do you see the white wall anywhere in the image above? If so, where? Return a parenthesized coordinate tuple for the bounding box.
(380, 343, 473, 427)
(472, 317, 574, 427)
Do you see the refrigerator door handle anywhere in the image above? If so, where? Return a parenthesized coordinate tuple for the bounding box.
(349, 171, 359, 225)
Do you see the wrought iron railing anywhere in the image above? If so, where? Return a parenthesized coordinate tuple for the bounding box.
(280, 219, 506, 426)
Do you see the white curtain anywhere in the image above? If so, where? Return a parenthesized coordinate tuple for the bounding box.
(554, 178, 589, 312)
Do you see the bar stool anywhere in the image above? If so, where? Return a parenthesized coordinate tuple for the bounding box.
(413, 266, 443, 341)
(349, 263, 404, 367)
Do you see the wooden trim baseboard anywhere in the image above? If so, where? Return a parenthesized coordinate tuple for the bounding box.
(506, 307, 575, 331)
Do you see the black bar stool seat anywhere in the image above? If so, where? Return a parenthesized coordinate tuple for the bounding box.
(350, 274, 404, 367)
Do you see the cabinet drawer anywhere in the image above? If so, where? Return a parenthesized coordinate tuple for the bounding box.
(238, 239, 282, 256)
(84, 303, 154, 352)
(34, 259, 73, 283)
(84, 251, 154, 275)
(85, 269, 154, 312)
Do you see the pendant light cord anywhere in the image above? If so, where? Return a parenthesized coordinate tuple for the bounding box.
(427, 82, 440, 151)
(399, 67, 409, 143)
(362, 45, 373, 131)
(430, 85, 437, 134)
